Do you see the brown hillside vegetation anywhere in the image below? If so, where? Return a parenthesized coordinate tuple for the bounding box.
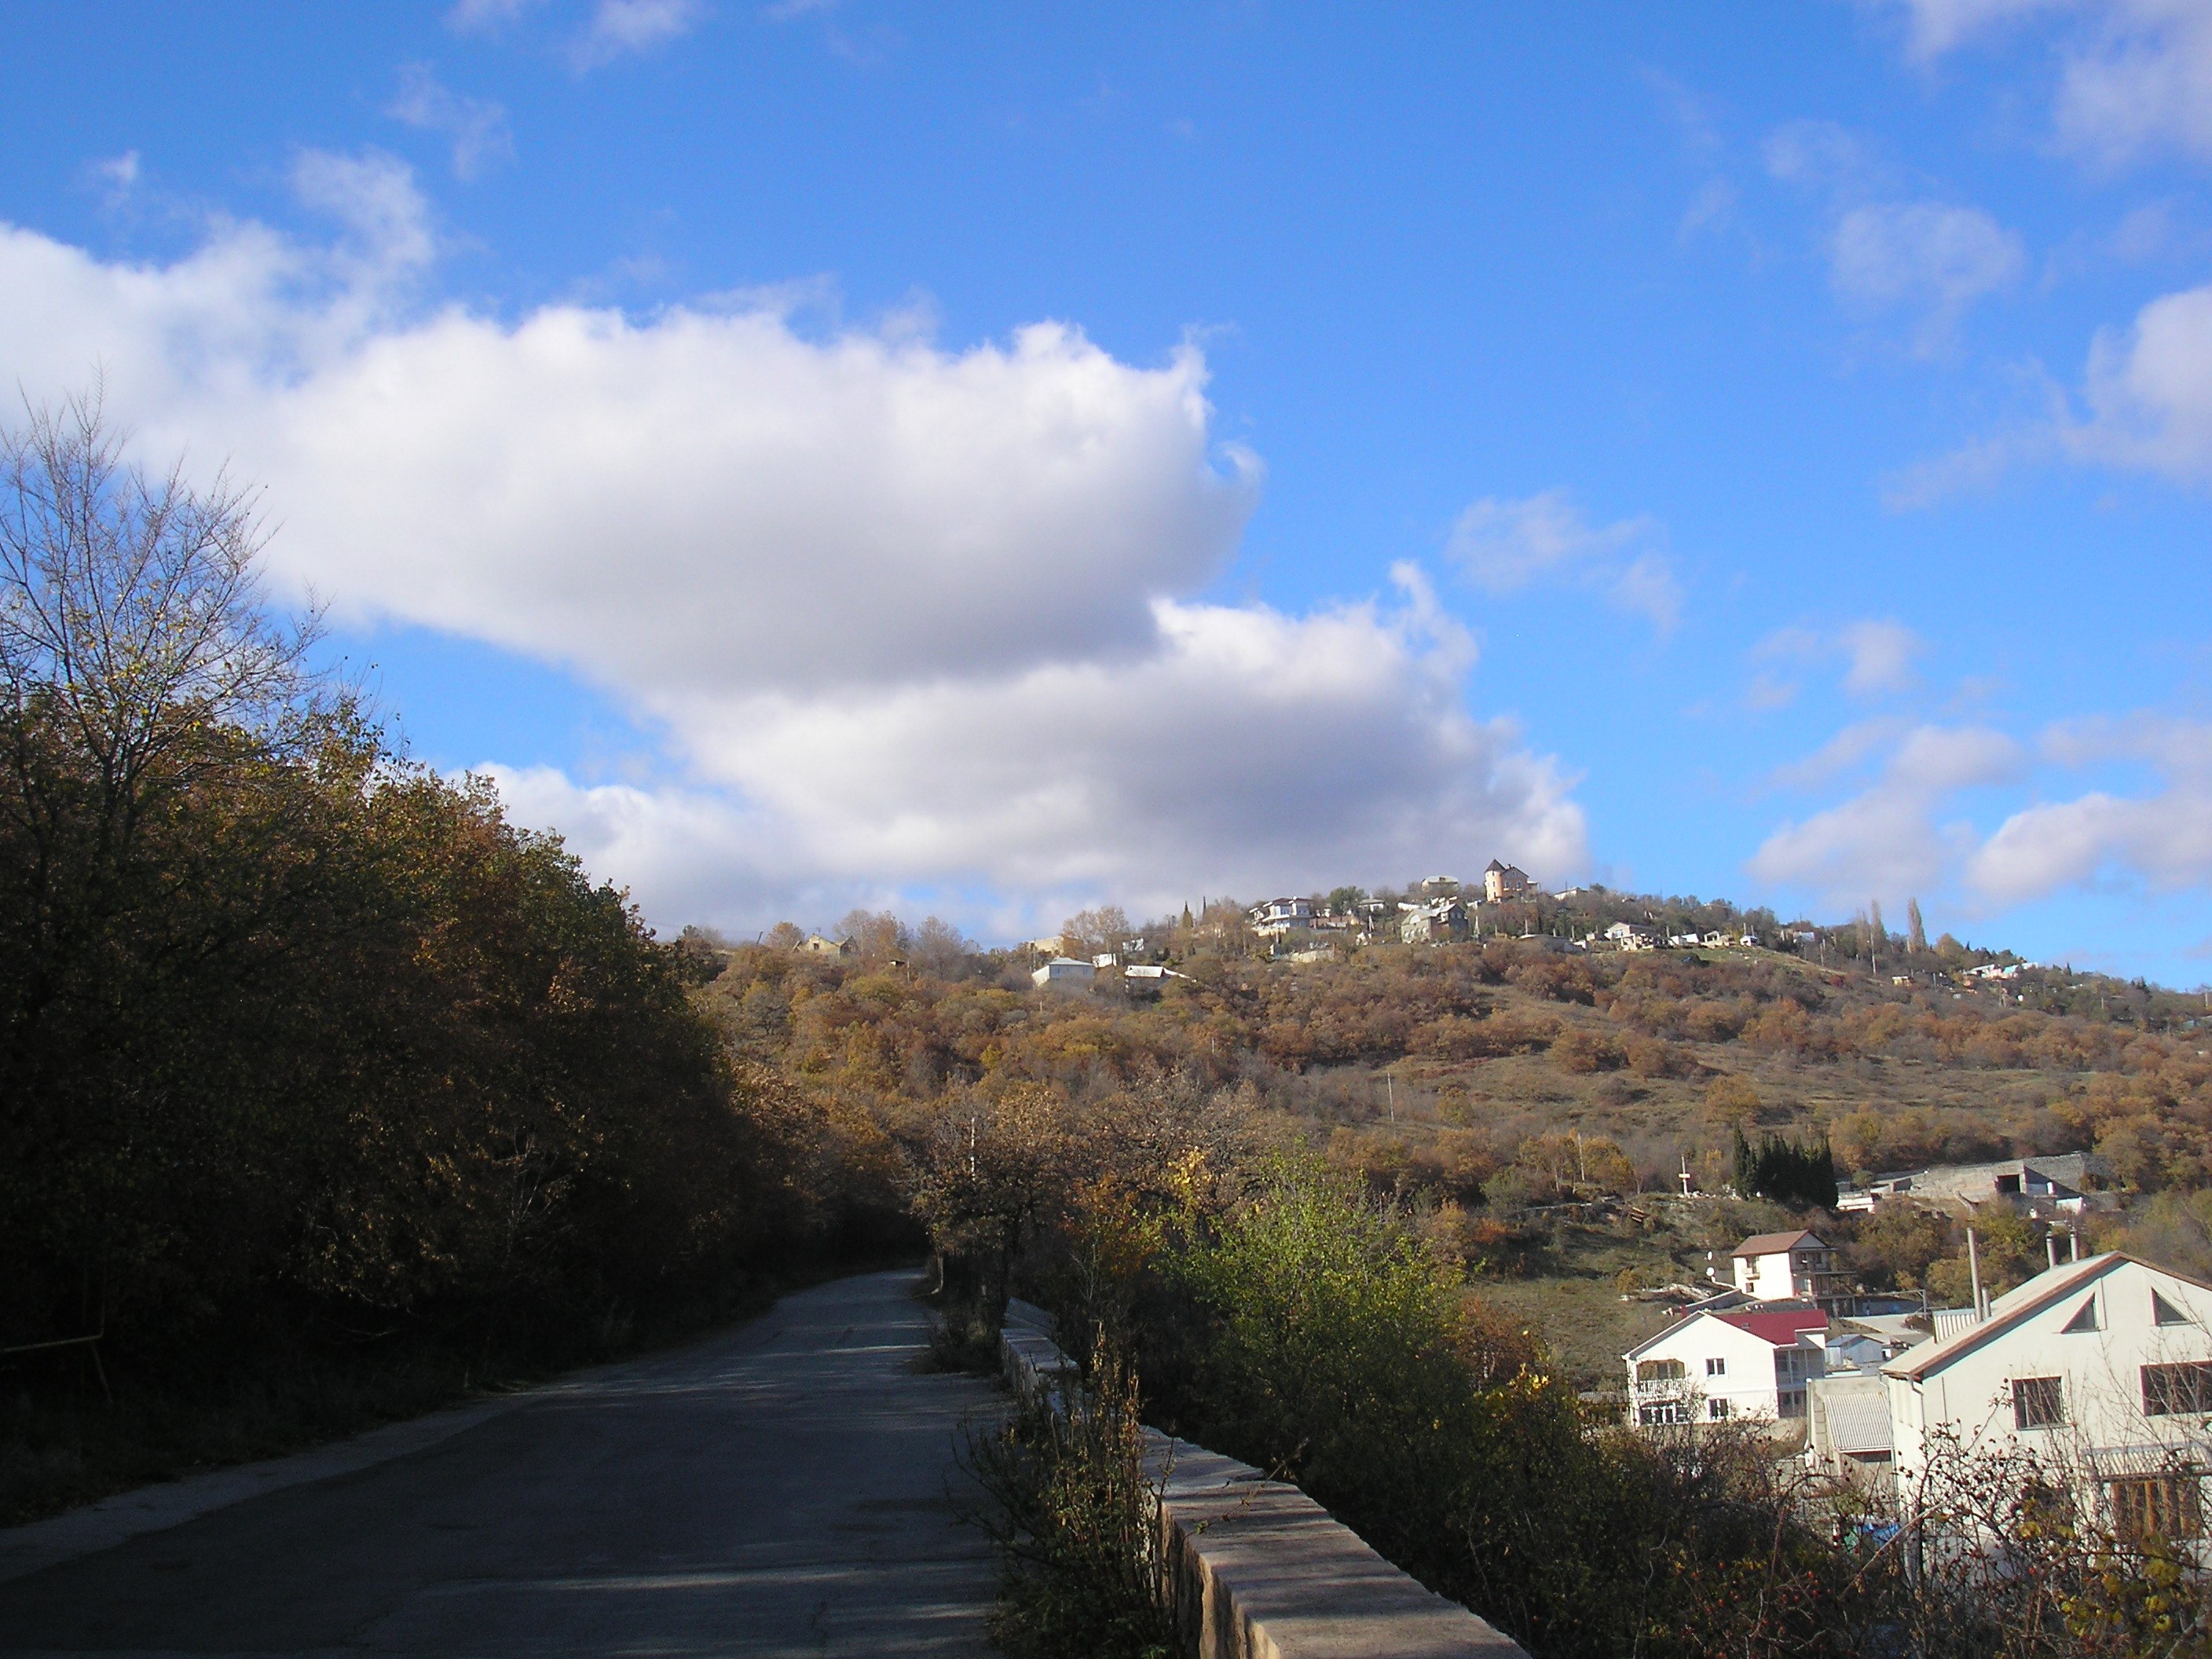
(701, 906, 2212, 1387)
(701, 918, 2212, 1205)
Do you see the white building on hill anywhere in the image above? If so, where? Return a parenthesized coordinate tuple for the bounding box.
(1031, 957, 1096, 991)
(1732, 1229, 1849, 1304)
(1624, 1306, 1829, 1426)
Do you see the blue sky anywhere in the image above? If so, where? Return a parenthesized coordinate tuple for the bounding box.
(3, 2, 2210, 979)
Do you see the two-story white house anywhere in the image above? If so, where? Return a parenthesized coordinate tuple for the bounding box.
(1247, 897, 1317, 938)
(1881, 1253, 2212, 1537)
(1625, 1306, 1829, 1426)
(1732, 1229, 1849, 1304)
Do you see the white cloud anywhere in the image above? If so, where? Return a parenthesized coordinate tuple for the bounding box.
(1763, 119, 1880, 192)
(1829, 202, 2025, 354)
(500, 570, 1587, 928)
(92, 151, 140, 190)
(1753, 709, 2212, 914)
(1749, 619, 1926, 701)
(2075, 279, 2212, 481)
(1764, 121, 2023, 355)
(1884, 276, 2212, 501)
(1893, 0, 2212, 167)
(447, 0, 547, 32)
(573, 0, 707, 68)
(2056, 2, 2212, 165)
(1749, 724, 2024, 902)
(386, 66, 515, 181)
(1892, 0, 2075, 57)
(0, 155, 1586, 932)
(1968, 716, 2212, 900)
(1839, 619, 1928, 694)
(1445, 489, 1680, 632)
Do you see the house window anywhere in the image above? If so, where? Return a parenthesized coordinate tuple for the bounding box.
(1778, 1389, 1807, 1419)
(2061, 1297, 2099, 1334)
(2142, 1361, 2212, 1416)
(2107, 1476, 2203, 1544)
(2013, 1375, 2065, 1430)
(2153, 1290, 2192, 1328)
(1638, 1401, 1690, 1426)
(1708, 1397, 1730, 1420)
(1706, 1357, 1727, 1377)
(1636, 1359, 1686, 1386)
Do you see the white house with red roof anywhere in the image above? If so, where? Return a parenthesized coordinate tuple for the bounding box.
(1624, 1305, 1829, 1426)
(1881, 1253, 2212, 1536)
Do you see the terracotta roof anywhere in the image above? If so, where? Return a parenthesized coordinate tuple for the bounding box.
(1730, 1229, 1829, 1258)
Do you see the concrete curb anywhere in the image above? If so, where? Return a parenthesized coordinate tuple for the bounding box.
(998, 1303, 1528, 1659)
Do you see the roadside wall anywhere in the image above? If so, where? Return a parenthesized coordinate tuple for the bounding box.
(999, 1304, 1527, 1659)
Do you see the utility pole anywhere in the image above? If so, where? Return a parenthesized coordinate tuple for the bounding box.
(1967, 1228, 1985, 1322)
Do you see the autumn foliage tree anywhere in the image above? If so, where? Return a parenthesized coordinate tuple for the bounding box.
(0, 400, 840, 1411)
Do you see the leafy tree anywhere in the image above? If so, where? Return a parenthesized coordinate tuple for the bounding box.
(0, 397, 833, 1440)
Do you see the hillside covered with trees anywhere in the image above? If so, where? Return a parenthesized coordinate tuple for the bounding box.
(698, 894, 2212, 1382)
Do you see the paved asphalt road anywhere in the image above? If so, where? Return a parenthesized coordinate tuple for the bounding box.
(0, 1270, 1005, 1657)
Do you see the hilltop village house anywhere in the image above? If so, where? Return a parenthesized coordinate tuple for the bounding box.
(1031, 956, 1096, 991)
(1246, 896, 1317, 938)
(1482, 859, 1532, 903)
(1399, 895, 1469, 945)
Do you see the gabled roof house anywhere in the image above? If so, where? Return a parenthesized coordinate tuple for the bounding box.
(1881, 1253, 2212, 1524)
(1625, 1305, 1829, 1426)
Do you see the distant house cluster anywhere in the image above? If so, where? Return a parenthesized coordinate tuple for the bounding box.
(1593, 921, 1774, 957)
(1240, 858, 1544, 954)
(1390, 861, 1533, 947)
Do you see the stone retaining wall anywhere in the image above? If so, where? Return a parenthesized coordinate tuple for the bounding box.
(999, 1303, 1528, 1659)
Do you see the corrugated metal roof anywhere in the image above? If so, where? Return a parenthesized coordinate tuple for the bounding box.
(1824, 1394, 1892, 1455)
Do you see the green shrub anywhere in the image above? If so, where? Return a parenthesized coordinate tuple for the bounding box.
(961, 1338, 1178, 1659)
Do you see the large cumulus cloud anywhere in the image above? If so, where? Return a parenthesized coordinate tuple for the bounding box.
(0, 152, 1585, 932)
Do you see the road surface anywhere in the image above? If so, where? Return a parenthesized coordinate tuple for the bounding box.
(0, 1269, 1003, 1657)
